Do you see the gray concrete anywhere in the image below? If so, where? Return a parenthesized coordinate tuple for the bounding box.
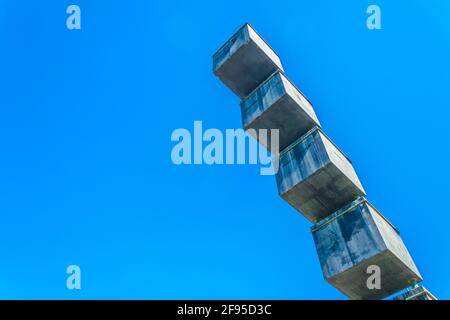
(240, 71, 320, 152)
(312, 198, 422, 300)
(276, 127, 365, 223)
(213, 23, 283, 99)
(393, 286, 436, 300)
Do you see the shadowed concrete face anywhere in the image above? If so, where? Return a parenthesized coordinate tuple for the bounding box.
(213, 23, 283, 99)
(312, 198, 423, 300)
(240, 71, 320, 152)
(275, 127, 365, 223)
(392, 286, 436, 300)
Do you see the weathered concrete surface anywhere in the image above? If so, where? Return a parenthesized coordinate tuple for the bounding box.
(312, 198, 422, 300)
(213, 23, 283, 99)
(240, 71, 320, 152)
(392, 286, 436, 300)
(275, 127, 365, 223)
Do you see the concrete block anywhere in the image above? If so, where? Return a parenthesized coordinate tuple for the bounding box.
(275, 127, 365, 223)
(240, 71, 320, 152)
(213, 23, 283, 99)
(312, 198, 423, 300)
(393, 286, 436, 300)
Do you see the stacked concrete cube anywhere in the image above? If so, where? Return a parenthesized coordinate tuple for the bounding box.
(213, 23, 283, 98)
(312, 198, 422, 299)
(392, 285, 436, 300)
(240, 71, 320, 152)
(275, 127, 365, 223)
(213, 23, 430, 300)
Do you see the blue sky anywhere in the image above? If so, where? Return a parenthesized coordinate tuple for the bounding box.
(0, 0, 449, 299)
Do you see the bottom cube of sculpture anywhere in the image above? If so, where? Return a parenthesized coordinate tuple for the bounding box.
(312, 197, 422, 300)
(392, 286, 436, 300)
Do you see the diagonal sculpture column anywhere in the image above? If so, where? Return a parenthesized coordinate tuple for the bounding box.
(213, 23, 434, 300)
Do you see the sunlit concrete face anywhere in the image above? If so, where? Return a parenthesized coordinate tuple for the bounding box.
(240, 71, 320, 152)
(213, 23, 283, 99)
(393, 286, 436, 300)
(275, 127, 365, 223)
(312, 198, 423, 300)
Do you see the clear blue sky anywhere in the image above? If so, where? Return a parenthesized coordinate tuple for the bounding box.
(0, 0, 449, 299)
